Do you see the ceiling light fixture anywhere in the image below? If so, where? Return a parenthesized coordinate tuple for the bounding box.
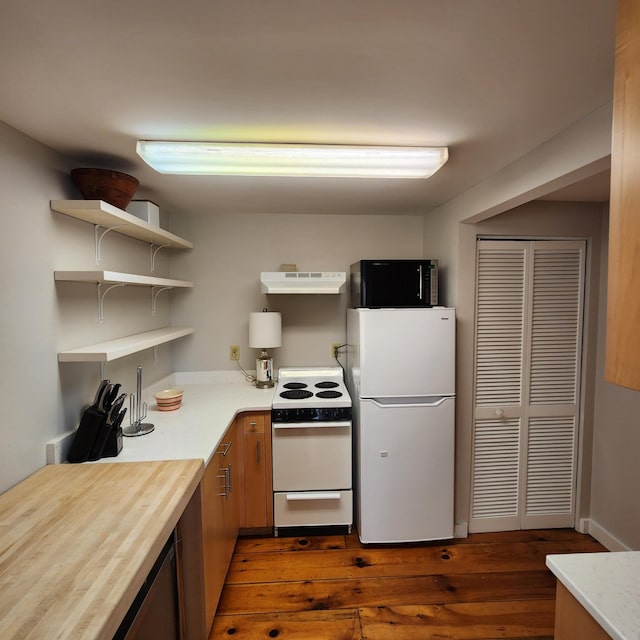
(136, 141, 448, 179)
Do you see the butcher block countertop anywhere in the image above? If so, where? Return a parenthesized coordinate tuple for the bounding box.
(0, 459, 204, 640)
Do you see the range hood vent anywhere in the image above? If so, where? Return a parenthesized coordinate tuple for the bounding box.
(260, 272, 346, 294)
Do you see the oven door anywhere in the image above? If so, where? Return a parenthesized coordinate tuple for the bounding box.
(272, 421, 352, 491)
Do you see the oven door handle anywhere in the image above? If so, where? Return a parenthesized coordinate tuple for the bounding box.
(272, 421, 351, 429)
(286, 492, 341, 501)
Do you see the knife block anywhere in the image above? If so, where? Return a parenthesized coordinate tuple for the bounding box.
(67, 407, 105, 463)
(102, 425, 123, 458)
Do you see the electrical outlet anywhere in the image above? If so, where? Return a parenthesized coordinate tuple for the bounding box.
(331, 342, 341, 358)
(229, 345, 240, 361)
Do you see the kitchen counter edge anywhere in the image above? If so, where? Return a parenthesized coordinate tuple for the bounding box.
(95, 372, 275, 466)
(546, 551, 640, 640)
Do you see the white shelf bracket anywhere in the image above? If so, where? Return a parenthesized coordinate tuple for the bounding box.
(94, 223, 126, 265)
(153, 345, 159, 364)
(97, 282, 126, 323)
(151, 286, 173, 315)
(150, 243, 170, 272)
(99, 362, 106, 380)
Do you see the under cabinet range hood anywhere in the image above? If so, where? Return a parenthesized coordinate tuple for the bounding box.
(261, 272, 346, 294)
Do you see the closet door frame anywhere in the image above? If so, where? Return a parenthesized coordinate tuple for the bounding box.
(469, 238, 587, 533)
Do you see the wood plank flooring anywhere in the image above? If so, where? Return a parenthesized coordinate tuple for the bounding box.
(209, 528, 607, 640)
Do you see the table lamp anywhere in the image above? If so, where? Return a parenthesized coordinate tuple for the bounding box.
(249, 309, 282, 388)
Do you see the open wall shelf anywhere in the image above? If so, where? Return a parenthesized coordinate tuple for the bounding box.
(51, 200, 193, 250)
(58, 327, 194, 363)
(55, 271, 194, 320)
(52, 200, 195, 370)
(54, 270, 194, 288)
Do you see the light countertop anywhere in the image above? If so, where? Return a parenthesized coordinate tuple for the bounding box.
(102, 370, 275, 466)
(546, 551, 640, 640)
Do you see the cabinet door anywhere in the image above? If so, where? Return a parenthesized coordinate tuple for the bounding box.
(201, 455, 227, 631)
(606, 0, 640, 390)
(554, 583, 612, 640)
(241, 412, 273, 529)
(222, 420, 242, 552)
(201, 421, 242, 631)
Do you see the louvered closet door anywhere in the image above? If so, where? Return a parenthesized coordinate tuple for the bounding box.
(469, 240, 585, 533)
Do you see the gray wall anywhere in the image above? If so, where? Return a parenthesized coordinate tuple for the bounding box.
(453, 201, 606, 540)
(0, 121, 176, 492)
(169, 212, 423, 373)
(591, 216, 640, 550)
(0, 121, 424, 493)
(3, 115, 639, 552)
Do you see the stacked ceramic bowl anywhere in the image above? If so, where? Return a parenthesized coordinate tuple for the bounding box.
(154, 389, 184, 412)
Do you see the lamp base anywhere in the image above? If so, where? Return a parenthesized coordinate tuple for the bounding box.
(255, 378, 275, 389)
(255, 351, 274, 388)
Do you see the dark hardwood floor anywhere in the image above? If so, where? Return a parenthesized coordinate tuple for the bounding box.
(209, 528, 606, 640)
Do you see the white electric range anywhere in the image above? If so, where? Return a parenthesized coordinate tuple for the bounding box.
(271, 367, 353, 535)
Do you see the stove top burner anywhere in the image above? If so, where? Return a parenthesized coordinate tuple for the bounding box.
(315, 381, 339, 389)
(283, 382, 308, 389)
(280, 389, 314, 400)
(315, 390, 343, 399)
(272, 366, 352, 411)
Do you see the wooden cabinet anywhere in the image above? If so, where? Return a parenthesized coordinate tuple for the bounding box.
(201, 450, 227, 631)
(201, 411, 273, 630)
(554, 583, 612, 640)
(201, 420, 242, 632)
(175, 484, 207, 640)
(606, 0, 640, 390)
(239, 411, 273, 529)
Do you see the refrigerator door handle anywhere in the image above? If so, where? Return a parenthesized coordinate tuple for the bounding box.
(368, 395, 452, 408)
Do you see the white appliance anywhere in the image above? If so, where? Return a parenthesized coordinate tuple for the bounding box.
(271, 367, 352, 535)
(346, 307, 456, 543)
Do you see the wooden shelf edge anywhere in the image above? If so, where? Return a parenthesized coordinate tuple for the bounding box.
(58, 327, 194, 363)
(50, 200, 194, 250)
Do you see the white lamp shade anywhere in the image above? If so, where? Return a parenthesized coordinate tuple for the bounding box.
(249, 311, 282, 348)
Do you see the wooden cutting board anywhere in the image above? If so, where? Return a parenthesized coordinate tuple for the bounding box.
(0, 459, 204, 640)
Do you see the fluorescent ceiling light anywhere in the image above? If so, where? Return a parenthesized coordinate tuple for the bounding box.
(136, 141, 448, 179)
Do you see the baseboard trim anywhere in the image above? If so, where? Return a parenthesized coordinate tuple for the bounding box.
(580, 518, 632, 551)
(454, 522, 468, 538)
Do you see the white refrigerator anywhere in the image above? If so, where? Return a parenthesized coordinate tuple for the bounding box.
(346, 307, 456, 543)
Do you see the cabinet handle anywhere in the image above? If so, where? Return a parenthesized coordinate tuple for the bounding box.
(249, 421, 257, 427)
(227, 463, 233, 493)
(217, 468, 229, 499)
(256, 439, 261, 464)
(218, 442, 232, 457)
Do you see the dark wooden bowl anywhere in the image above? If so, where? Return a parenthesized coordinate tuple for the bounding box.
(70, 168, 139, 210)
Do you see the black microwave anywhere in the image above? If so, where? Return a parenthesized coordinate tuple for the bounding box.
(349, 259, 439, 308)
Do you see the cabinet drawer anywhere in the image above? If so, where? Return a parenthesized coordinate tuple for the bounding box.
(242, 414, 265, 434)
(274, 490, 352, 529)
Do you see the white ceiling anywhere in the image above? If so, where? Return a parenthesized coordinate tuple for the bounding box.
(0, 0, 615, 217)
